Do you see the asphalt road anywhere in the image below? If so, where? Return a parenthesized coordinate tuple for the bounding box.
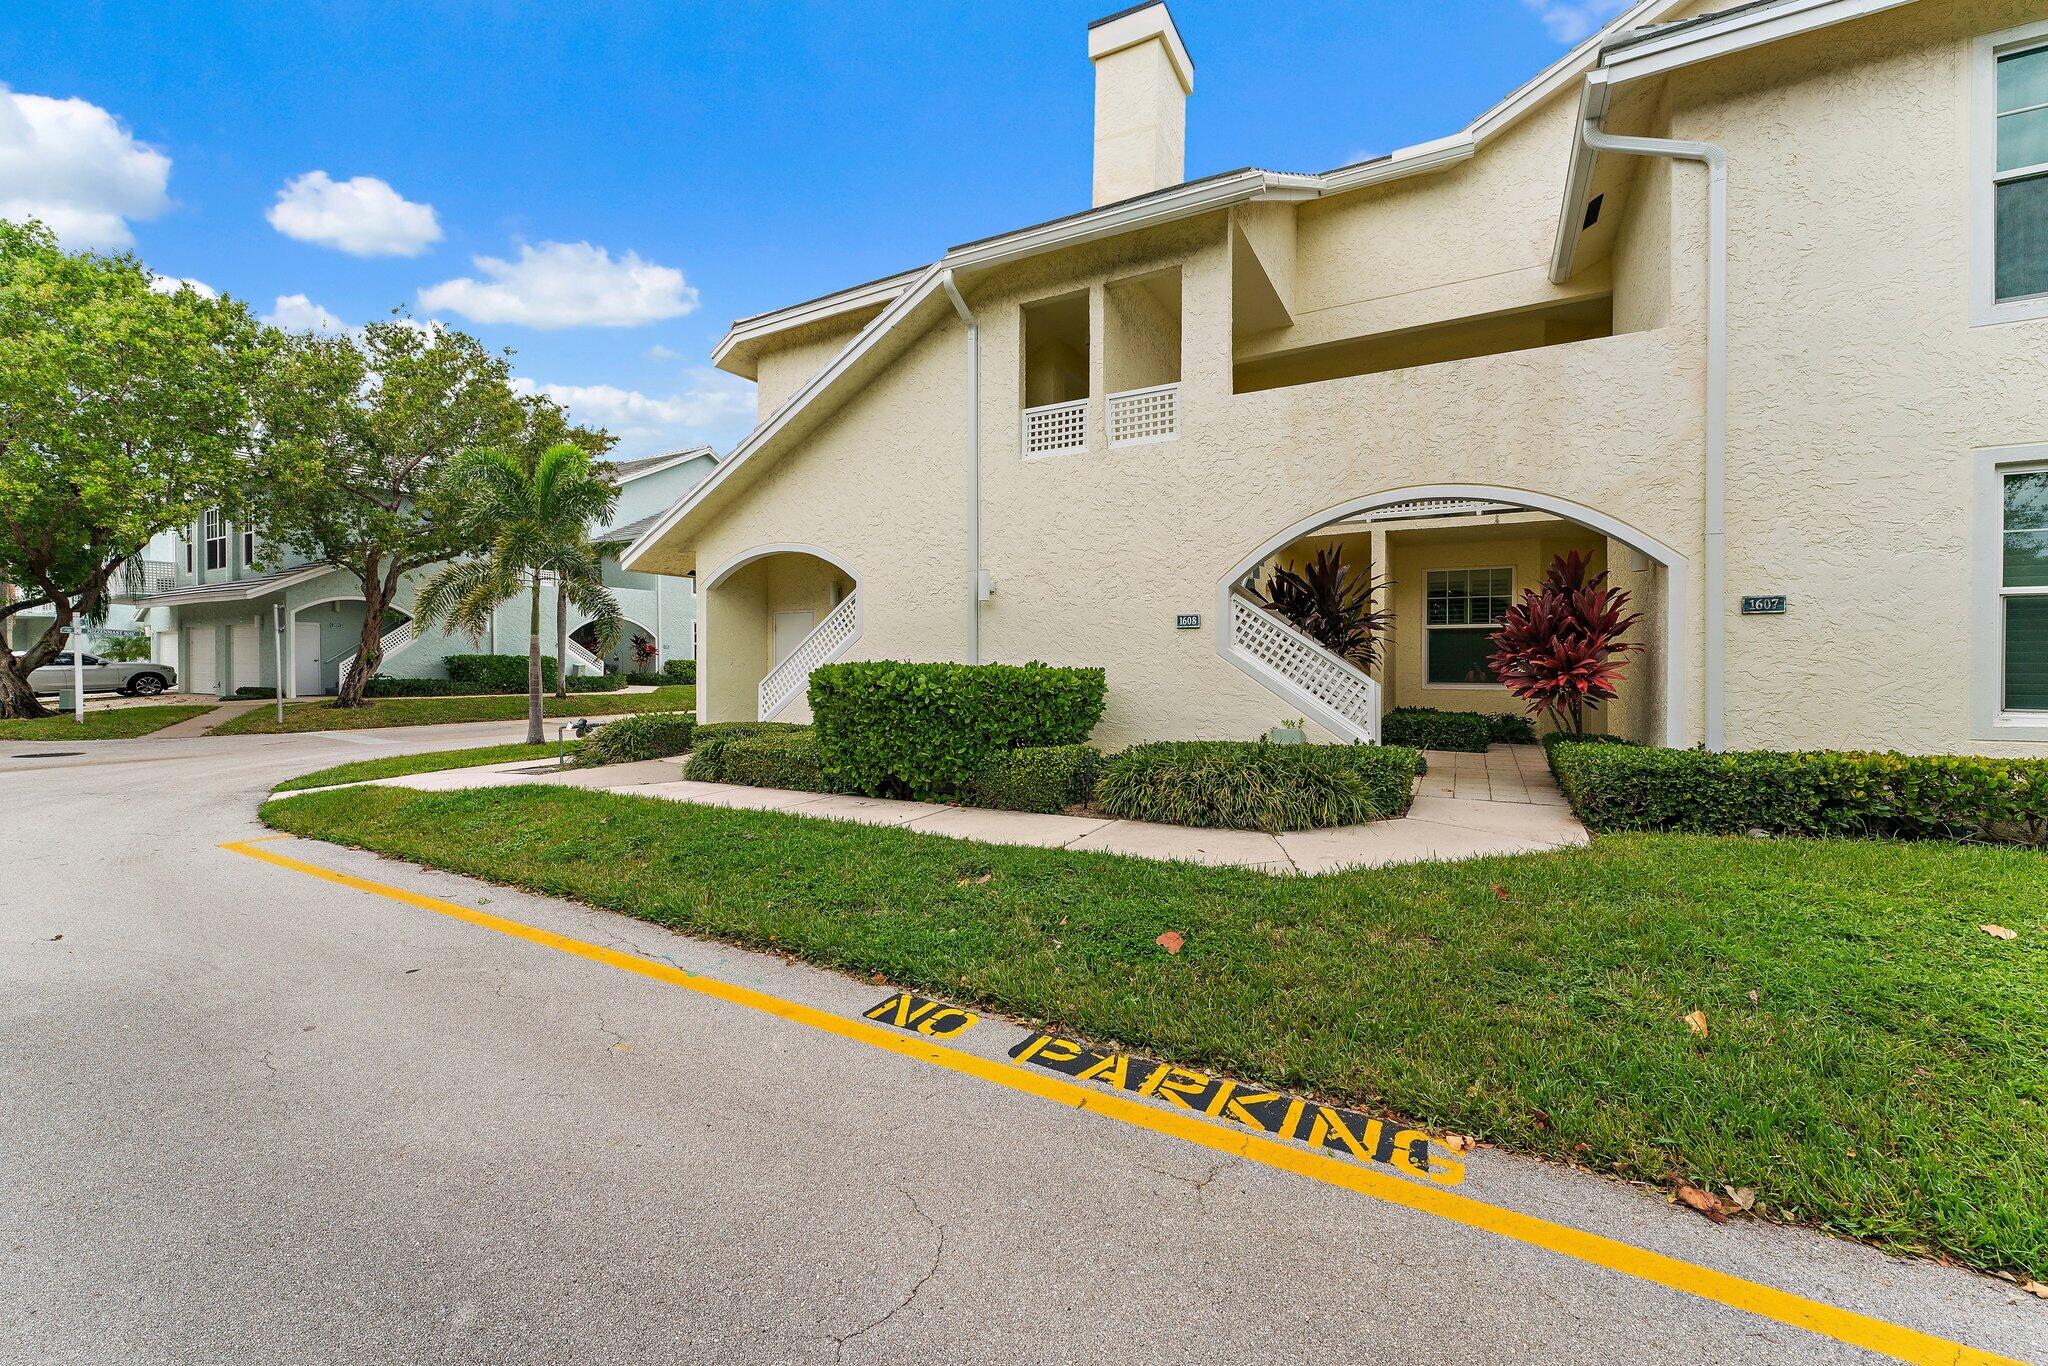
(2, 725, 2042, 1365)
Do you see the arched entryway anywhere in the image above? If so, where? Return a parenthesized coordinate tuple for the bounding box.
(1218, 485, 1687, 747)
(571, 616, 658, 677)
(700, 545, 861, 723)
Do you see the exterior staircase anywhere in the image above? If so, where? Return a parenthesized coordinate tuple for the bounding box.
(759, 591, 861, 720)
(1222, 589, 1382, 744)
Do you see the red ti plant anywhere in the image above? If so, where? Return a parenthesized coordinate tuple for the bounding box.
(1487, 551, 1640, 735)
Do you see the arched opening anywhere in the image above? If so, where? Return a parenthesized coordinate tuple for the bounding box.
(570, 616, 658, 677)
(293, 598, 413, 698)
(1219, 486, 1686, 747)
(701, 545, 861, 723)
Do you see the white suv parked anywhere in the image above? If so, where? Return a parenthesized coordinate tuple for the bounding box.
(30, 653, 179, 697)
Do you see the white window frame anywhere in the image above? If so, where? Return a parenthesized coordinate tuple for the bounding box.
(241, 525, 258, 568)
(202, 508, 227, 571)
(183, 534, 193, 575)
(1972, 19, 2048, 327)
(1973, 444, 2048, 741)
(1424, 565, 1513, 691)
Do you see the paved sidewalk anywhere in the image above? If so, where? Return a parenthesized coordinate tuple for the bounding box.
(151, 697, 269, 737)
(345, 744, 1590, 875)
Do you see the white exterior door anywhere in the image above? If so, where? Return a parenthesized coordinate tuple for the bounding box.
(294, 624, 323, 697)
(154, 631, 178, 674)
(771, 611, 815, 666)
(229, 623, 260, 691)
(186, 626, 218, 696)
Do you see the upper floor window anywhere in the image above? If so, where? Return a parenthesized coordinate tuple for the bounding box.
(242, 526, 258, 569)
(1975, 22, 2048, 324)
(183, 536, 193, 574)
(202, 509, 227, 570)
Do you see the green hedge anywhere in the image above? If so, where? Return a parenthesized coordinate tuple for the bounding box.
(716, 731, 834, 792)
(445, 654, 556, 690)
(959, 744, 1102, 815)
(662, 658, 697, 685)
(808, 661, 1107, 800)
(364, 669, 624, 697)
(1380, 707, 1537, 750)
(1382, 708, 1492, 752)
(1547, 740, 2048, 844)
(1095, 741, 1422, 833)
(681, 722, 811, 782)
(580, 713, 696, 766)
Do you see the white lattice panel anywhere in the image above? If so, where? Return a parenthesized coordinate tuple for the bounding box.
(1107, 384, 1179, 445)
(1022, 399, 1088, 458)
(1228, 593, 1380, 743)
(759, 591, 859, 719)
(339, 619, 415, 680)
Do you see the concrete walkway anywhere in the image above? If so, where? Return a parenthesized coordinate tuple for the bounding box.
(342, 743, 1588, 875)
(151, 697, 269, 738)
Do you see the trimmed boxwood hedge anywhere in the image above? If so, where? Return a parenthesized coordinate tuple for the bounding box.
(1547, 739, 2048, 844)
(1381, 707, 1538, 751)
(959, 744, 1102, 815)
(715, 731, 834, 792)
(1095, 741, 1422, 833)
(580, 713, 695, 766)
(808, 661, 1106, 800)
(662, 658, 697, 685)
(681, 722, 811, 782)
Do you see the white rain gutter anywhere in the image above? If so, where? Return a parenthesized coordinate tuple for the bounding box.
(1575, 111, 1728, 751)
(939, 271, 981, 664)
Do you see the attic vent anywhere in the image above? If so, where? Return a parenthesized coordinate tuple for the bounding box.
(1582, 194, 1604, 230)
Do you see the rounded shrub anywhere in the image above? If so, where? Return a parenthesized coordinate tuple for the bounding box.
(1095, 740, 1422, 833)
(1381, 707, 1492, 752)
(681, 721, 810, 782)
(716, 731, 833, 792)
(959, 744, 1102, 814)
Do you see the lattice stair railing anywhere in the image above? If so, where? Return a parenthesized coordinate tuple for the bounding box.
(759, 591, 860, 720)
(1225, 590, 1381, 744)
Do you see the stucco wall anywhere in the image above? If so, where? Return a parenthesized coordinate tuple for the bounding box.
(675, 0, 2048, 756)
(1661, 0, 2048, 753)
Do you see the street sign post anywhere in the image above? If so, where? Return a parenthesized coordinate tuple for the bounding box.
(71, 621, 85, 724)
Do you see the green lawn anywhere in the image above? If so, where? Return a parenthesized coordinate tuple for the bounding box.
(272, 740, 587, 793)
(0, 703, 213, 741)
(212, 685, 693, 735)
(262, 782, 2048, 1281)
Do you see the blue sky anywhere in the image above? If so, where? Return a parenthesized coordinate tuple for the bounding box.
(1, 0, 1628, 456)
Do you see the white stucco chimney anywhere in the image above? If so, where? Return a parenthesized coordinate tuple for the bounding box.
(1087, 2, 1194, 207)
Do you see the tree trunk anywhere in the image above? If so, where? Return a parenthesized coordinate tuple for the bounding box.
(553, 571, 568, 699)
(0, 614, 71, 719)
(526, 573, 545, 746)
(335, 586, 386, 709)
(0, 657, 50, 719)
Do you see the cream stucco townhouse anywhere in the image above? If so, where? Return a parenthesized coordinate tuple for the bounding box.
(624, 0, 2048, 755)
(137, 448, 716, 698)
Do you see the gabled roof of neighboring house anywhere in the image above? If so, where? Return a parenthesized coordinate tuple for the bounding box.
(601, 511, 664, 546)
(601, 447, 719, 483)
(134, 563, 334, 609)
(627, 0, 1918, 574)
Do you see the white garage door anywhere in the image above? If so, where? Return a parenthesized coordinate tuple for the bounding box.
(153, 631, 178, 674)
(229, 623, 261, 691)
(186, 626, 218, 696)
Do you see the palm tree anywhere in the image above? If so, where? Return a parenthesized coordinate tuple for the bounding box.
(413, 443, 623, 744)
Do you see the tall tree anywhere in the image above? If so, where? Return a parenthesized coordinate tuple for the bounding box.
(254, 320, 608, 707)
(411, 444, 623, 744)
(0, 221, 266, 718)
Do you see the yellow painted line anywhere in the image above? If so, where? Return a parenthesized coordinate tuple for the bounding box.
(220, 837, 2029, 1366)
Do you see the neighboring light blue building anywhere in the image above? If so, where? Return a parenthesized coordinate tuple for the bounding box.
(134, 449, 717, 698)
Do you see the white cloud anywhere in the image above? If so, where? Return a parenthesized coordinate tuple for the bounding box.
(514, 370, 752, 453)
(1519, 0, 1633, 43)
(262, 292, 347, 334)
(643, 343, 680, 361)
(148, 274, 217, 299)
(0, 86, 170, 249)
(265, 170, 441, 257)
(420, 241, 698, 329)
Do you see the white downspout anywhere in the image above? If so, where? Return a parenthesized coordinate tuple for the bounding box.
(939, 270, 981, 665)
(1578, 116, 1727, 752)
